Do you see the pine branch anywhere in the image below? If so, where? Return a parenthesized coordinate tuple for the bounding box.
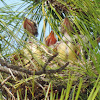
(0, 65, 26, 78)
(0, 58, 33, 75)
(0, 58, 69, 77)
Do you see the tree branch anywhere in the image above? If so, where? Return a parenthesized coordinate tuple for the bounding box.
(36, 62, 69, 75)
(0, 66, 26, 78)
(43, 53, 58, 72)
(0, 58, 33, 75)
(0, 56, 69, 77)
(0, 62, 69, 76)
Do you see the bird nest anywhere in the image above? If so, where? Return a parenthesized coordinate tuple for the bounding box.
(0, 39, 97, 100)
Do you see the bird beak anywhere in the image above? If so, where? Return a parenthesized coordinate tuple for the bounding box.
(45, 31, 57, 46)
(61, 17, 73, 34)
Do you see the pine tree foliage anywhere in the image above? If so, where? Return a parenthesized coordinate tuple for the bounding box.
(0, 0, 100, 99)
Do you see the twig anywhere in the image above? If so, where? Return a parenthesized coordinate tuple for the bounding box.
(35, 62, 69, 75)
(8, 69, 16, 80)
(43, 53, 58, 72)
(40, 45, 53, 56)
(45, 62, 69, 74)
(1, 76, 12, 86)
(35, 80, 46, 94)
(2, 85, 16, 100)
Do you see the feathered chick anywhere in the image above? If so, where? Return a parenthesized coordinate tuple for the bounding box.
(56, 17, 80, 62)
(45, 30, 57, 46)
(23, 17, 38, 36)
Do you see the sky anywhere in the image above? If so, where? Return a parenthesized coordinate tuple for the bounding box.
(0, 0, 50, 40)
(0, 0, 23, 7)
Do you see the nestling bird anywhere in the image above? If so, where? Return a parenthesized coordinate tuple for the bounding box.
(45, 30, 57, 46)
(56, 37, 80, 62)
(56, 17, 80, 62)
(23, 17, 38, 36)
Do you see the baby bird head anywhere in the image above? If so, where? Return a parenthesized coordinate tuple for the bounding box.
(23, 17, 38, 36)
